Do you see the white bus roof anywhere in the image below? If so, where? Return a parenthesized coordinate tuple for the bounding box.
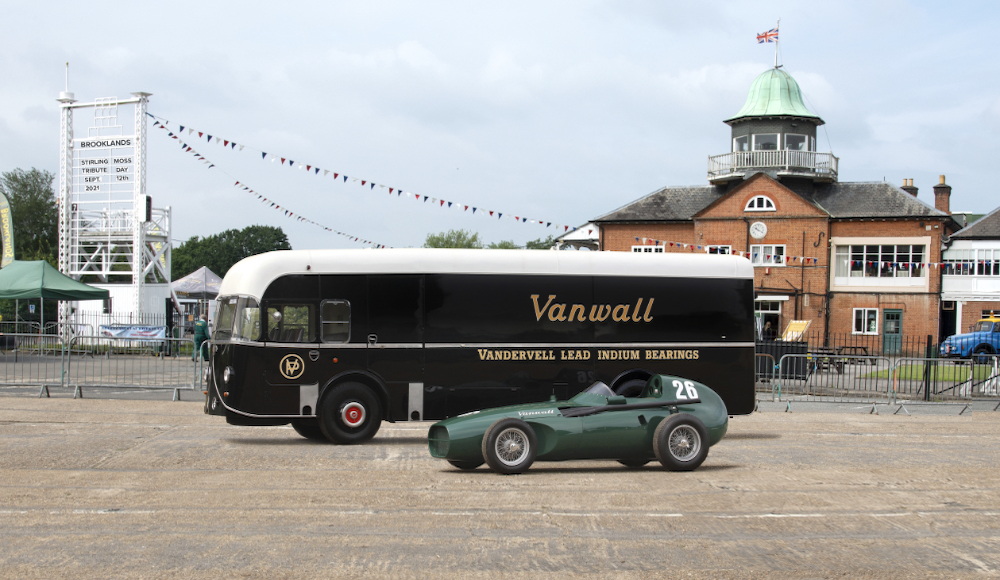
(218, 249, 754, 299)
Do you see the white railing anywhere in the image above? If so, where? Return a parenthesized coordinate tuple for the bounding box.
(708, 150, 839, 180)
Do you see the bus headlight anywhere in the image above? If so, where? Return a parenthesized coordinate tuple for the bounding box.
(223, 366, 234, 384)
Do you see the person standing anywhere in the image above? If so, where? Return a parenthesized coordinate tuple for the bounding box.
(193, 312, 209, 361)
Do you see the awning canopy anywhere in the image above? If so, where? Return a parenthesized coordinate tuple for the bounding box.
(0, 260, 109, 301)
(171, 266, 222, 299)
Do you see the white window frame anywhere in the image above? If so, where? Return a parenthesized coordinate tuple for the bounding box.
(744, 195, 776, 212)
(706, 245, 731, 255)
(733, 136, 749, 152)
(753, 133, 779, 151)
(810, 136, 816, 152)
(943, 248, 1000, 276)
(784, 133, 808, 151)
(853, 308, 879, 335)
(750, 244, 786, 267)
(631, 246, 664, 254)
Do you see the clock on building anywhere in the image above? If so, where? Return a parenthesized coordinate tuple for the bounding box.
(749, 221, 767, 239)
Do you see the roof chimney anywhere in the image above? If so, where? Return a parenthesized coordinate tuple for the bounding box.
(900, 178, 918, 197)
(933, 175, 951, 215)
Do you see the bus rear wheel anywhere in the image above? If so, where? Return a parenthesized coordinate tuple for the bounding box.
(291, 419, 327, 441)
(318, 382, 382, 444)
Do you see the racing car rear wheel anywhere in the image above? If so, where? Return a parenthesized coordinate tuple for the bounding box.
(482, 418, 537, 475)
(614, 379, 647, 397)
(318, 382, 383, 444)
(653, 414, 709, 471)
(448, 460, 484, 470)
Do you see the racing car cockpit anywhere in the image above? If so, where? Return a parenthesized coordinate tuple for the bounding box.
(583, 381, 615, 398)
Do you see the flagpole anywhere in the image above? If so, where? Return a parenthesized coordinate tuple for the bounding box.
(774, 19, 780, 68)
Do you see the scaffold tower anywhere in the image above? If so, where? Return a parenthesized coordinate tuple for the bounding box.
(57, 90, 171, 326)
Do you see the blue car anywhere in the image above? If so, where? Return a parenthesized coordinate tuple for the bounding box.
(940, 316, 1000, 361)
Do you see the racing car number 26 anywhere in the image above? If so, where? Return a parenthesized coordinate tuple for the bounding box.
(673, 380, 698, 400)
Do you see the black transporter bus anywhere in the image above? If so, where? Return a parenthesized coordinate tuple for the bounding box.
(205, 248, 755, 443)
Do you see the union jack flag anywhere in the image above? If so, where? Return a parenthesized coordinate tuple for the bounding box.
(757, 27, 779, 43)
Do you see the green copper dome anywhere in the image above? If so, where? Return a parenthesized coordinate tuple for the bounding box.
(725, 68, 823, 125)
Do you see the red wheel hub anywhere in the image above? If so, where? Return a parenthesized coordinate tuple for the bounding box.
(341, 402, 366, 427)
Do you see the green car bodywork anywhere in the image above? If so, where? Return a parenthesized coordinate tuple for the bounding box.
(428, 374, 728, 473)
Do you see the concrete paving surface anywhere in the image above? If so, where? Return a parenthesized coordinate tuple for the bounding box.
(0, 393, 998, 579)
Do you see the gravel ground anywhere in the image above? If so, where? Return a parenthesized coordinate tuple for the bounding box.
(0, 393, 998, 579)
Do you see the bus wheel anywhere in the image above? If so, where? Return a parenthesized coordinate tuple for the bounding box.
(318, 382, 383, 444)
(653, 414, 709, 471)
(291, 420, 327, 441)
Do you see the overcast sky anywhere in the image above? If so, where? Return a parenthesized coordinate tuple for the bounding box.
(1, 1, 997, 251)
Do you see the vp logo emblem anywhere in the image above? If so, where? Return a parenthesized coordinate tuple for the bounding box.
(279, 354, 305, 380)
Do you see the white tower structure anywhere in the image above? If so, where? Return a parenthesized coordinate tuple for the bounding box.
(57, 85, 172, 326)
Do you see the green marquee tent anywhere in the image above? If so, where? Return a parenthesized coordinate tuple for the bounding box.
(0, 261, 109, 301)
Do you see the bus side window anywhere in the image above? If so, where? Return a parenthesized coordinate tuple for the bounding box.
(322, 300, 351, 343)
(267, 304, 315, 342)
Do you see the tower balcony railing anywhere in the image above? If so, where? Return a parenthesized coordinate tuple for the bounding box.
(708, 150, 839, 182)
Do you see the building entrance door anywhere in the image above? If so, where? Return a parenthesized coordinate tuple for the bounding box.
(883, 309, 902, 355)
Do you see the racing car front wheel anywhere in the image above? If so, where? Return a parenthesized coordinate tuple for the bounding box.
(482, 418, 537, 475)
(653, 414, 709, 471)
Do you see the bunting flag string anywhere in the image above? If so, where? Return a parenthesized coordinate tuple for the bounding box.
(147, 113, 580, 235)
(154, 125, 388, 248)
(633, 236, 822, 264)
(632, 236, 961, 269)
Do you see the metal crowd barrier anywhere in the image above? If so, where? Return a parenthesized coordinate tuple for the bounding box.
(890, 356, 1000, 412)
(773, 353, 894, 408)
(62, 335, 204, 400)
(0, 332, 204, 401)
(0, 333, 67, 389)
(755, 352, 776, 387)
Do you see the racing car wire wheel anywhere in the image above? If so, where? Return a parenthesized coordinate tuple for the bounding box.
(318, 382, 383, 444)
(653, 413, 709, 471)
(482, 418, 537, 474)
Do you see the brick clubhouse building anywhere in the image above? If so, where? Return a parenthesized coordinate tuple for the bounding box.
(594, 67, 960, 352)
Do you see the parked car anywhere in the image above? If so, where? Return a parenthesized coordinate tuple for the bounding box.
(940, 316, 1000, 362)
(427, 374, 729, 474)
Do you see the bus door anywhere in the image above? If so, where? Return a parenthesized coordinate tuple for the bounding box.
(366, 275, 425, 421)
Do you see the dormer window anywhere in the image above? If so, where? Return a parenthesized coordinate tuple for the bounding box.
(745, 195, 776, 212)
(753, 134, 778, 150)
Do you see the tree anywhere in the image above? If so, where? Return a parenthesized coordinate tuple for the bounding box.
(0, 168, 58, 262)
(487, 240, 520, 249)
(525, 235, 557, 250)
(424, 229, 484, 249)
(172, 225, 291, 280)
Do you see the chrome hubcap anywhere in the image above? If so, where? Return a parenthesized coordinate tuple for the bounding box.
(668, 425, 700, 462)
(341, 402, 366, 427)
(495, 428, 529, 466)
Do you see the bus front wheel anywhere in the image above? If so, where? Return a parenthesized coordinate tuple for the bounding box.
(318, 382, 383, 444)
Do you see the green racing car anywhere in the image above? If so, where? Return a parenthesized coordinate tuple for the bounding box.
(427, 374, 729, 474)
